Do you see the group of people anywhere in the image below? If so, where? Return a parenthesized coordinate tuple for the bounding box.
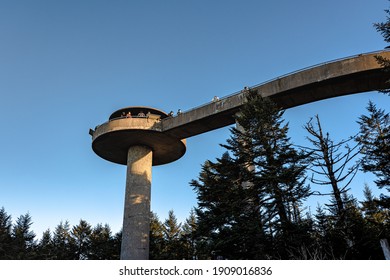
(119, 109, 181, 119)
(121, 111, 149, 118)
(166, 96, 220, 119)
(168, 109, 182, 117)
(117, 89, 248, 120)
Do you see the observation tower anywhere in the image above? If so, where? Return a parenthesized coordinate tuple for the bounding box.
(90, 50, 390, 260)
(91, 106, 186, 259)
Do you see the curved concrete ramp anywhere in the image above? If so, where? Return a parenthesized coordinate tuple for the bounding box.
(162, 50, 390, 139)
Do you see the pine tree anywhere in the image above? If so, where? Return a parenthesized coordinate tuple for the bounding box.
(360, 185, 390, 259)
(374, 2, 390, 94)
(112, 229, 122, 259)
(312, 204, 350, 259)
(0, 207, 13, 259)
(192, 94, 311, 259)
(149, 212, 165, 259)
(37, 229, 55, 259)
(71, 219, 92, 260)
(11, 213, 36, 259)
(162, 210, 184, 259)
(361, 184, 387, 224)
(340, 194, 367, 259)
(52, 221, 74, 259)
(356, 101, 390, 196)
(89, 223, 116, 260)
(181, 209, 198, 259)
(224, 94, 310, 255)
(191, 152, 266, 259)
(313, 205, 330, 245)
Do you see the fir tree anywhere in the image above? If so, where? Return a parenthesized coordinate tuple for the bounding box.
(374, 2, 390, 94)
(149, 212, 165, 259)
(71, 219, 92, 260)
(0, 207, 13, 259)
(181, 209, 198, 259)
(89, 223, 116, 260)
(11, 213, 36, 259)
(360, 185, 390, 259)
(356, 101, 390, 195)
(191, 152, 266, 259)
(111, 229, 122, 259)
(52, 221, 74, 259)
(162, 210, 184, 259)
(37, 229, 55, 259)
(224, 94, 310, 254)
(193, 94, 310, 259)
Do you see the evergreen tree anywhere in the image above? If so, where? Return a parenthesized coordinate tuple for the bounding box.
(356, 101, 390, 197)
(361, 185, 389, 225)
(181, 209, 198, 259)
(312, 205, 331, 250)
(191, 152, 266, 259)
(360, 185, 390, 259)
(340, 194, 367, 259)
(71, 219, 92, 260)
(162, 210, 184, 259)
(37, 229, 55, 259)
(192, 94, 310, 259)
(89, 223, 116, 260)
(0, 207, 13, 259)
(374, 2, 390, 94)
(112, 229, 122, 259)
(361, 184, 378, 216)
(224, 94, 310, 257)
(11, 213, 36, 259)
(149, 212, 165, 259)
(375, 3, 390, 45)
(312, 204, 351, 259)
(52, 221, 74, 259)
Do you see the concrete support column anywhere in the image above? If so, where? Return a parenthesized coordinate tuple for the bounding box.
(121, 145, 152, 260)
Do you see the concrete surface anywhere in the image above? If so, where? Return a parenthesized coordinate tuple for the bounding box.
(120, 145, 152, 260)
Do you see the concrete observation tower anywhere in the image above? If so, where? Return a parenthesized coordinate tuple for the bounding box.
(91, 107, 186, 259)
(90, 50, 390, 260)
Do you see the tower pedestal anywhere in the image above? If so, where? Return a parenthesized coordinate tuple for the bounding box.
(121, 145, 152, 260)
(91, 107, 186, 259)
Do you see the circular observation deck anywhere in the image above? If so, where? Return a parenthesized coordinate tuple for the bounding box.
(91, 106, 186, 166)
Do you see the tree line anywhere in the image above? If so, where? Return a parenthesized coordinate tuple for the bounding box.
(0, 207, 199, 260)
(0, 210, 122, 260)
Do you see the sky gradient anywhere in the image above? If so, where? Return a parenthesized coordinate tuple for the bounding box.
(0, 0, 389, 236)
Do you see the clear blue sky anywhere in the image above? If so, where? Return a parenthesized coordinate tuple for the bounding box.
(0, 0, 389, 237)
